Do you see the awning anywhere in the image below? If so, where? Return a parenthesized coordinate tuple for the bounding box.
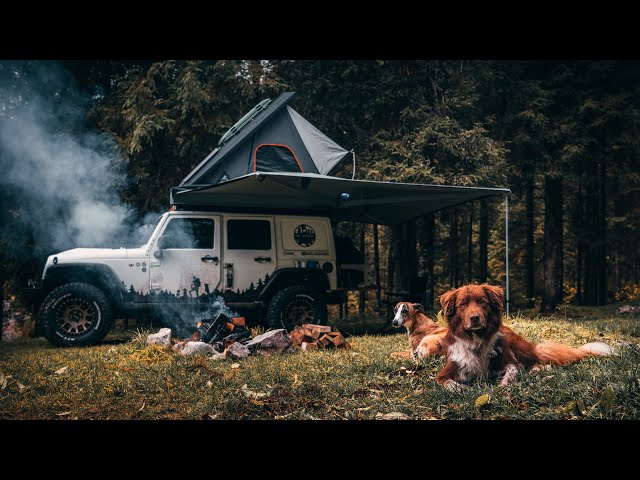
(170, 172, 510, 225)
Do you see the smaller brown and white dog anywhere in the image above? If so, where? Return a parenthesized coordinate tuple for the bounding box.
(435, 284, 613, 392)
(390, 302, 448, 359)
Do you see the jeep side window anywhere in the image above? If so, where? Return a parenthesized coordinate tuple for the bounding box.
(227, 220, 271, 250)
(162, 218, 215, 249)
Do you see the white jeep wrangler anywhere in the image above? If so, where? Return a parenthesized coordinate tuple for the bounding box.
(24, 210, 360, 347)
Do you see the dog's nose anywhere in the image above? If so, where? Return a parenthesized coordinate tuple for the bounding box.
(392, 320, 400, 327)
(469, 314, 481, 324)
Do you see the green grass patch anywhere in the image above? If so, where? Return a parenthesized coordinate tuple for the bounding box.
(1, 307, 639, 420)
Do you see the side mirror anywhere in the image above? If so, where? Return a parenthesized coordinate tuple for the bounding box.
(154, 235, 168, 258)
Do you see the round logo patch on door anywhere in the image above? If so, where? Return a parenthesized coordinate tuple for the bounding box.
(294, 224, 316, 247)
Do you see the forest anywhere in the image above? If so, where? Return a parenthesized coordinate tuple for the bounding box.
(1, 60, 639, 315)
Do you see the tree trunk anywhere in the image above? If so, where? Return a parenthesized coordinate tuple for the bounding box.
(576, 171, 585, 305)
(373, 223, 381, 309)
(525, 175, 535, 307)
(597, 155, 608, 304)
(478, 199, 488, 283)
(540, 175, 564, 313)
(420, 213, 435, 309)
(467, 203, 474, 284)
(449, 209, 459, 288)
(393, 221, 417, 293)
(359, 225, 366, 318)
(576, 240, 582, 305)
(583, 157, 607, 306)
(387, 226, 396, 294)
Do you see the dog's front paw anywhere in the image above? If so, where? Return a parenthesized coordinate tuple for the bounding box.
(415, 345, 429, 358)
(499, 364, 519, 386)
(444, 380, 467, 393)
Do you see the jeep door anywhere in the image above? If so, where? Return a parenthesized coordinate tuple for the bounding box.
(149, 215, 221, 301)
(222, 216, 276, 299)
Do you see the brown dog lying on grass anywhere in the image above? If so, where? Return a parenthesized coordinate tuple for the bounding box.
(390, 302, 448, 359)
(435, 284, 613, 392)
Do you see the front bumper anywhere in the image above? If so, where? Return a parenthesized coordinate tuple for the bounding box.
(19, 287, 44, 312)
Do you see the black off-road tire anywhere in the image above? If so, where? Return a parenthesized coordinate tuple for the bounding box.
(39, 282, 113, 347)
(266, 285, 327, 331)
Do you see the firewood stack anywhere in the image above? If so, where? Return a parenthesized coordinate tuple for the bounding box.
(289, 323, 350, 351)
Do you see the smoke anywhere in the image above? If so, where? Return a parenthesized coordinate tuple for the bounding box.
(166, 298, 238, 338)
(0, 61, 142, 254)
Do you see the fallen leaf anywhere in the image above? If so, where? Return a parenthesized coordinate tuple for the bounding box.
(292, 373, 300, 387)
(231, 363, 240, 369)
(576, 399, 587, 416)
(241, 384, 270, 400)
(56, 411, 72, 416)
(206, 380, 213, 388)
(54, 366, 68, 375)
(598, 388, 616, 410)
(375, 412, 409, 420)
(356, 406, 372, 412)
(0, 373, 7, 390)
(138, 402, 146, 412)
(16, 381, 26, 391)
(475, 394, 491, 408)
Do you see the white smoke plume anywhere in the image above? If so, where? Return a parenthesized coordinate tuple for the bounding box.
(0, 61, 146, 254)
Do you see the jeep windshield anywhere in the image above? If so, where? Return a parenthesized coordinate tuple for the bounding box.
(137, 213, 167, 248)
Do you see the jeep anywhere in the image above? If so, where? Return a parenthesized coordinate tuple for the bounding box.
(23, 210, 362, 347)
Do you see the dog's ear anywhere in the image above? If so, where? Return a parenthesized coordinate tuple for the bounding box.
(439, 289, 458, 317)
(411, 303, 425, 315)
(482, 284, 505, 312)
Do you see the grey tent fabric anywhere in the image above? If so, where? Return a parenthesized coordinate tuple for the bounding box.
(171, 172, 509, 225)
(180, 92, 351, 186)
(287, 106, 349, 175)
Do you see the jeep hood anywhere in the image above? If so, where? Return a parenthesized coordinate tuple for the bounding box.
(52, 247, 146, 262)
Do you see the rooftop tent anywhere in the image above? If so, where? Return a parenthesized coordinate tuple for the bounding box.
(171, 172, 510, 226)
(180, 92, 352, 186)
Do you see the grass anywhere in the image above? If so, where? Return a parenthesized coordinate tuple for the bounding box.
(1, 305, 639, 420)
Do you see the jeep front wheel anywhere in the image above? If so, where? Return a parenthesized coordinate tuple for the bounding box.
(266, 286, 327, 331)
(40, 282, 113, 347)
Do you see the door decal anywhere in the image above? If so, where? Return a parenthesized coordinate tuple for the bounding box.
(124, 272, 271, 303)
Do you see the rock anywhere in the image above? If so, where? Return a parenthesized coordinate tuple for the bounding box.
(227, 342, 251, 359)
(146, 328, 172, 347)
(245, 329, 293, 355)
(180, 341, 225, 358)
(171, 341, 188, 352)
(375, 412, 410, 420)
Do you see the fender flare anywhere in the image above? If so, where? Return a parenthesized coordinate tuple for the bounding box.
(42, 264, 128, 308)
(258, 268, 330, 302)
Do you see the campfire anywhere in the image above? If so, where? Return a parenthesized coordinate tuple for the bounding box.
(146, 313, 349, 358)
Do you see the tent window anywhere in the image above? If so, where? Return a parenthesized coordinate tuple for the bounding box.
(254, 144, 303, 173)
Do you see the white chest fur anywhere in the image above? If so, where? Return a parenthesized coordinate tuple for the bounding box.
(448, 332, 501, 383)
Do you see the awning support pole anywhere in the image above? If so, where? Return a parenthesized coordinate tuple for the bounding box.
(505, 193, 510, 316)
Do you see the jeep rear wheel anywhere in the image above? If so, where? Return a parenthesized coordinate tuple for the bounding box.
(266, 286, 327, 331)
(40, 282, 113, 347)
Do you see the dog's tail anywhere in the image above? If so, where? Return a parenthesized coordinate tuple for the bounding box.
(535, 341, 614, 366)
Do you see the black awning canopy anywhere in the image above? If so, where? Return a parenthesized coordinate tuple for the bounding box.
(171, 172, 510, 225)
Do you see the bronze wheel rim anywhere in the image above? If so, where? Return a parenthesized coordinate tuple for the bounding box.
(283, 295, 315, 327)
(54, 297, 96, 335)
